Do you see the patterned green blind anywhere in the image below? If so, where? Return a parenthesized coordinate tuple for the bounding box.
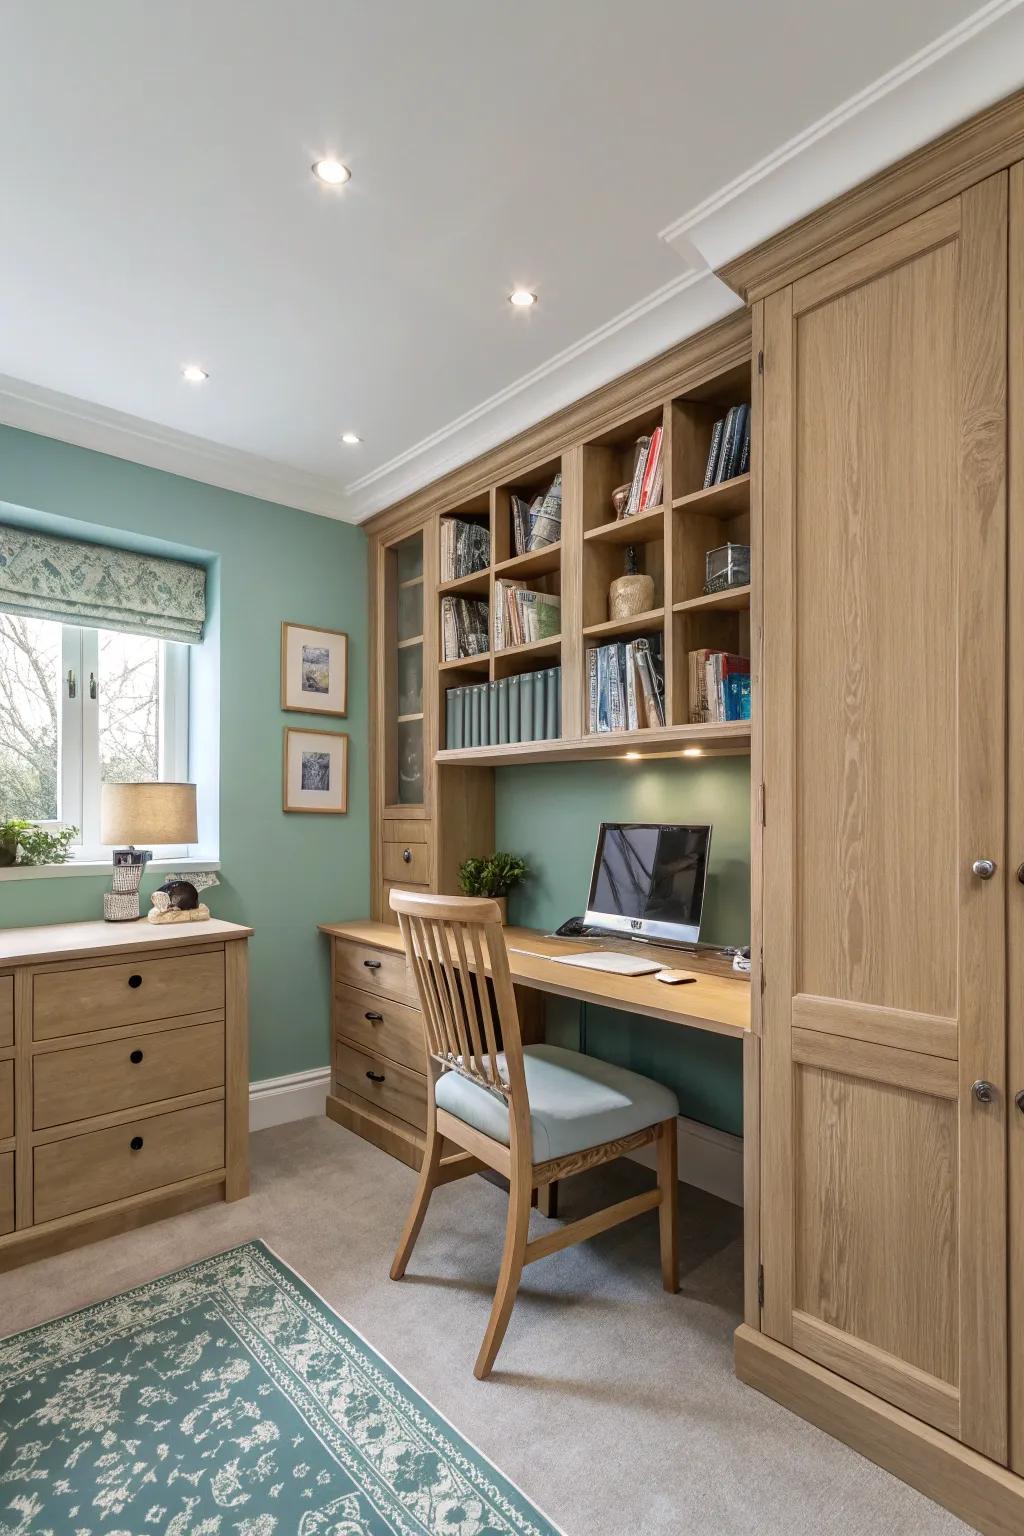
(0, 524, 206, 643)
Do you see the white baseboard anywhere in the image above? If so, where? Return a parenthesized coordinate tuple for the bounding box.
(250, 1067, 331, 1132)
(629, 1115, 743, 1207)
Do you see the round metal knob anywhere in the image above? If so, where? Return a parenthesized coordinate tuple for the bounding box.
(402, 848, 412, 863)
(129, 1049, 143, 1065)
(1017, 864, 1024, 886)
(128, 973, 143, 988)
(1015, 1089, 1024, 1115)
(972, 859, 997, 880)
(972, 1079, 996, 1104)
(130, 1135, 144, 1151)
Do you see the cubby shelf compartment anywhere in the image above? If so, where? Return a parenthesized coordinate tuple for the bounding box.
(439, 651, 491, 673)
(439, 569, 491, 597)
(674, 585, 751, 614)
(582, 608, 665, 641)
(493, 634, 561, 662)
(435, 719, 749, 767)
(673, 475, 750, 517)
(584, 506, 665, 546)
(493, 543, 562, 580)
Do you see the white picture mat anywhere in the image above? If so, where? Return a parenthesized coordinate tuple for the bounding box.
(283, 624, 347, 715)
(284, 729, 347, 811)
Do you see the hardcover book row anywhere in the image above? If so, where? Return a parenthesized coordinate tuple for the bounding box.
(446, 667, 562, 748)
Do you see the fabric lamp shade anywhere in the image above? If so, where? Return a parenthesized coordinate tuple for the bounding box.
(101, 782, 198, 846)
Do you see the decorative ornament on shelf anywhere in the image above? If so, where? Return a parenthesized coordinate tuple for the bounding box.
(148, 871, 219, 925)
(456, 852, 530, 926)
(100, 782, 199, 923)
(611, 483, 632, 520)
(608, 544, 654, 621)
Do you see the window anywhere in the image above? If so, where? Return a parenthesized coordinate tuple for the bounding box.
(0, 614, 190, 860)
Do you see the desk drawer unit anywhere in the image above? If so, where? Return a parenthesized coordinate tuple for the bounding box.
(334, 1040, 427, 1133)
(381, 839, 432, 886)
(0, 976, 12, 1048)
(0, 1060, 12, 1141)
(333, 987, 425, 1072)
(33, 951, 225, 1040)
(0, 1152, 12, 1235)
(33, 1019, 225, 1130)
(33, 1099, 225, 1225)
(334, 939, 418, 1008)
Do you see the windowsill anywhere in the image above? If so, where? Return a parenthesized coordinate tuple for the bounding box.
(0, 855, 221, 883)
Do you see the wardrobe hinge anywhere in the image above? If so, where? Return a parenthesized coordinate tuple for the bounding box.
(757, 349, 764, 376)
(757, 1264, 764, 1308)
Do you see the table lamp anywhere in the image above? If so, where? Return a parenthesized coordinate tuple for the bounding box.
(100, 782, 198, 922)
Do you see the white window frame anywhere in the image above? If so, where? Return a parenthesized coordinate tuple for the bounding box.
(8, 620, 192, 862)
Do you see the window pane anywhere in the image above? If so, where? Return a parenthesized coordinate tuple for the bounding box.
(0, 614, 61, 819)
(98, 630, 160, 784)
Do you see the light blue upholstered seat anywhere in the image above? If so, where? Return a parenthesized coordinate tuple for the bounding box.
(434, 1043, 679, 1163)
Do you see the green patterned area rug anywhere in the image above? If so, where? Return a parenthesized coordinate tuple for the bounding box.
(0, 1240, 564, 1536)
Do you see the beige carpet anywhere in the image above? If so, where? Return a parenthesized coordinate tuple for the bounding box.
(0, 1116, 969, 1535)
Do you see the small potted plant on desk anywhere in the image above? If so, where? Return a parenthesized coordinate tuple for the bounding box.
(457, 851, 529, 925)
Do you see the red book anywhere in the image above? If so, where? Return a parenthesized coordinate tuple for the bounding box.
(637, 426, 663, 510)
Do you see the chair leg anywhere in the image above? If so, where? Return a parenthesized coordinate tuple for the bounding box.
(390, 1120, 443, 1281)
(657, 1117, 679, 1294)
(474, 1161, 532, 1379)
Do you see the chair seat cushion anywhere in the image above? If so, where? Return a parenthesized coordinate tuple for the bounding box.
(434, 1044, 679, 1164)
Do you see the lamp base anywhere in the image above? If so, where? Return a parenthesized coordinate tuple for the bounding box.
(103, 845, 151, 923)
(103, 891, 143, 922)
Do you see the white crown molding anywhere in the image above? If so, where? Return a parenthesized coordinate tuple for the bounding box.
(661, 0, 1024, 275)
(0, 374, 354, 522)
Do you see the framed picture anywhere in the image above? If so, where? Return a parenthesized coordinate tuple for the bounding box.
(281, 623, 348, 717)
(283, 728, 348, 814)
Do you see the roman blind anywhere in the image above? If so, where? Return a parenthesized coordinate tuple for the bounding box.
(0, 523, 206, 643)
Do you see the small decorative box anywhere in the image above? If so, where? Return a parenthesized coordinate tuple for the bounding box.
(704, 543, 751, 594)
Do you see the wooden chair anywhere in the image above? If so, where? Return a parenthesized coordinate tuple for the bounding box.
(389, 889, 680, 1379)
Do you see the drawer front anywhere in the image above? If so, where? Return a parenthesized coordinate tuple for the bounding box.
(334, 940, 417, 1008)
(334, 987, 425, 1072)
(382, 839, 432, 885)
(33, 1100, 224, 1225)
(0, 1059, 12, 1141)
(382, 818, 429, 845)
(34, 1019, 225, 1131)
(0, 1151, 12, 1235)
(0, 975, 12, 1048)
(334, 1040, 426, 1133)
(34, 951, 225, 1040)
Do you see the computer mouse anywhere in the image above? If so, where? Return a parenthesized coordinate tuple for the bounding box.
(655, 968, 697, 985)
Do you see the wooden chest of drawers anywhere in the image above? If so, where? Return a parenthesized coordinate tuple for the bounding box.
(0, 918, 251, 1269)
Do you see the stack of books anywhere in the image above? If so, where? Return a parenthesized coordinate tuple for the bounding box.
(440, 518, 490, 581)
(618, 428, 664, 518)
(510, 474, 562, 556)
(445, 668, 561, 748)
(703, 405, 750, 488)
(441, 595, 489, 662)
(494, 582, 561, 649)
(587, 637, 665, 733)
(688, 649, 751, 722)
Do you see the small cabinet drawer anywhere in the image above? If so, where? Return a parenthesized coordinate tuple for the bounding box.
(334, 1040, 426, 1133)
(0, 976, 12, 1048)
(334, 987, 425, 1072)
(382, 818, 429, 846)
(34, 1019, 225, 1130)
(382, 839, 431, 885)
(33, 1100, 224, 1225)
(0, 1151, 12, 1235)
(334, 940, 417, 1008)
(0, 1059, 12, 1141)
(33, 951, 225, 1041)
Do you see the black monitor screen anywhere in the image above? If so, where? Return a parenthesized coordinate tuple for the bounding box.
(586, 823, 711, 942)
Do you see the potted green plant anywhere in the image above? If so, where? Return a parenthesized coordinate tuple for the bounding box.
(457, 851, 529, 924)
(0, 819, 78, 867)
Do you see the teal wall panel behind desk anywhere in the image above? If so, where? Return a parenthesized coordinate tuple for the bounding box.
(495, 757, 750, 1137)
(0, 424, 369, 1084)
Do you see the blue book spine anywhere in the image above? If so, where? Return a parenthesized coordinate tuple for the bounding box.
(532, 668, 546, 741)
(544, 667, 558, 739)
(487, 681, 499, 747)
(508, 674, 521, 743)
(469, 684, 482, 747)
(446, 686, 463, 750)
(520, 672, 535, 740)
(498, 677, 509, 744)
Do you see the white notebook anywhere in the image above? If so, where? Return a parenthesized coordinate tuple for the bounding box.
(550, 950, 664, 977)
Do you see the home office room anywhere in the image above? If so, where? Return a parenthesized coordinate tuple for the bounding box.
(2, 5, 1023, 1534)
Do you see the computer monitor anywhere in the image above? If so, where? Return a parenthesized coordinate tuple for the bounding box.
(583, 822, 712, 946)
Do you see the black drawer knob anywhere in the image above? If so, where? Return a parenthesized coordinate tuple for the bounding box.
(365, 1011, 383, 1022)
(366, 1070, 385, 1084)
(128, 974, 143, 989)
(129, 1049, 144, 1065)
(402, 847, 412, 863)
(130, 1135, 144, 1151)
(363, 959, 381, 971)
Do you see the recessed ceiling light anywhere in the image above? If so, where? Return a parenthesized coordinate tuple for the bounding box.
(312, 158, 351, 186)
(181, 364, 208, 384)
(509, 288, 537, 308)
(682, 747, 704, 758)
(341, 432, 362, 445)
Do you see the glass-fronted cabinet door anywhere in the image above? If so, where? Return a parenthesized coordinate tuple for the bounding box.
(386, 530, 425, 806)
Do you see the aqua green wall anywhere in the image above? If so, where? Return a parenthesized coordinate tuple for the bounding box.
(495, 757, 749, 1136)
(0, 424, 369, 1082)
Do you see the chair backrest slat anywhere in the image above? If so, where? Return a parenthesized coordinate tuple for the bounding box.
(469, 921, 503, 1091)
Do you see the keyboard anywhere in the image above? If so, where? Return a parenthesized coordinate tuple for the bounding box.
(550, 950, 665, 977)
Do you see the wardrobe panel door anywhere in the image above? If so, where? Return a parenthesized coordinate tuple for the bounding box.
(760, 177, 1008, 1461)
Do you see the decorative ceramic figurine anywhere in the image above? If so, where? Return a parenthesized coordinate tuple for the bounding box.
(608, 544, 655, 620)
(611, 483, 632, 520)
(146, 870, 219, 924)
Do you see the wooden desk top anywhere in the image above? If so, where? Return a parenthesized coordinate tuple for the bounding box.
(0, 917, 253, 968)
(319, 919, 750, 1040)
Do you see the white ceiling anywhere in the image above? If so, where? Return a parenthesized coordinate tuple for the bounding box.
(2, 0, 1022, 521)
